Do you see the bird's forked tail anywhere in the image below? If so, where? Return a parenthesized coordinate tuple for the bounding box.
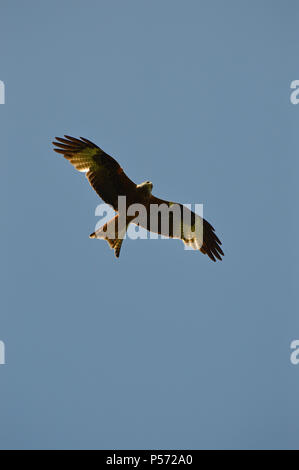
(89, 214, 133, 258)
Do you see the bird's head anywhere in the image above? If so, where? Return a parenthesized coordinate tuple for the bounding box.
(137, 180, 153, 197)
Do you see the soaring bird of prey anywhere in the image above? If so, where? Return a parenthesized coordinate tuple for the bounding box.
(53, 136, 224, 261)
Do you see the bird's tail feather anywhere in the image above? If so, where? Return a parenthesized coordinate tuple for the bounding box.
(89, 214, 133, 258)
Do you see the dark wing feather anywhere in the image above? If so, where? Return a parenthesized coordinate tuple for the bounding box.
(148, 195, 224, 262)
(53, 135, 137, 211)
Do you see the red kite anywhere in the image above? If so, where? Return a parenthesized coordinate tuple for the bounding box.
(53, 136, 224, 261)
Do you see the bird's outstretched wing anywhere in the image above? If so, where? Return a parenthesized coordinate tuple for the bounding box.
(148, 195, 224, 262)
(53, 135, 136, 211)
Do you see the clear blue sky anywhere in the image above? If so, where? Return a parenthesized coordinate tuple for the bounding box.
(1, 0, 299, 450)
